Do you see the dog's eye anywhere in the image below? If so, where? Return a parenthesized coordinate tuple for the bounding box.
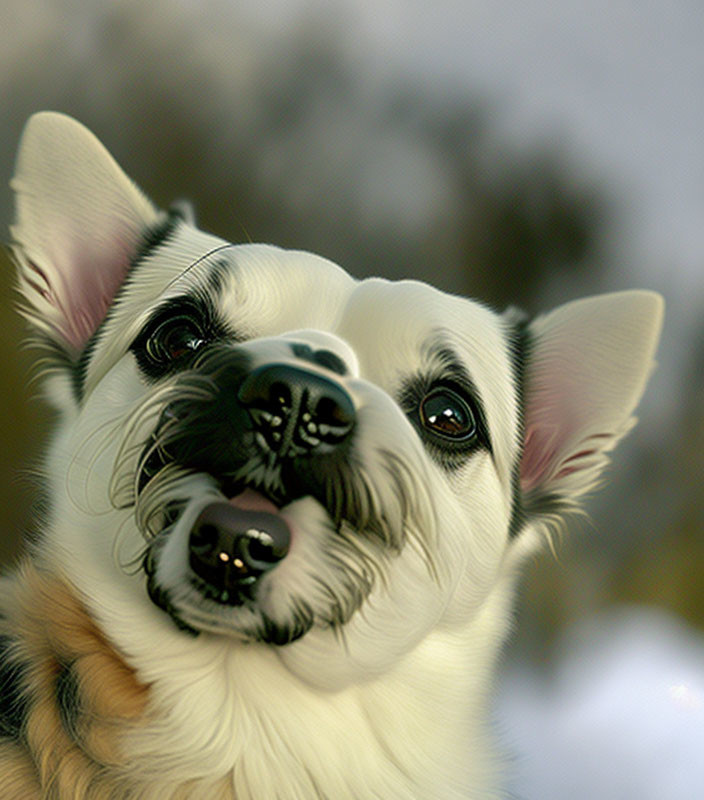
(145, 315, 206, 364)
(131, 296, 227, 380)
(419, 387, 477, 441)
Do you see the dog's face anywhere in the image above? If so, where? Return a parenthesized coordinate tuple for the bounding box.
(9, 114, 663, 686)
(33, 230, 520, 657)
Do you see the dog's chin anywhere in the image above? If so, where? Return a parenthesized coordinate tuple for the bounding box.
(145, 562, 317, 645)
(148, 584, 314, 645)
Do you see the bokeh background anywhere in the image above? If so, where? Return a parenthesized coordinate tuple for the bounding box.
(1, 1, 702, 796)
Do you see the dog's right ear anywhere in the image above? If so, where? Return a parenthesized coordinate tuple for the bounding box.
(518, 290, 663, 529)
(10, 112, 163, 356)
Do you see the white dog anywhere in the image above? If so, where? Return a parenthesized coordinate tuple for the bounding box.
(0, 112, 663, 799)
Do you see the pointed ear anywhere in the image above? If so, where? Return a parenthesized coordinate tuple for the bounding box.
(519, 291, 663, 514)
(10, 112, 163, 355)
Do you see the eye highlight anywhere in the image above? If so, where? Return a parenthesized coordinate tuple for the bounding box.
(419, 386, 477, 442)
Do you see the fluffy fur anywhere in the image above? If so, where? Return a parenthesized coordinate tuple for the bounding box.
(1, 112, 663, 798)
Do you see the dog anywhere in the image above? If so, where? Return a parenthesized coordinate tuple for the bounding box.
(0, 112, 663, 799)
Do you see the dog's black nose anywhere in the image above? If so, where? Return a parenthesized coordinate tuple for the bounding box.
(238, 363, 355, 457)
(188, 502, 290, 604)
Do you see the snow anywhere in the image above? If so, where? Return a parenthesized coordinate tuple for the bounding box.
(496, 607, 704, 798)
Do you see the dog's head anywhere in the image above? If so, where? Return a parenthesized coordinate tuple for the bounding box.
(9, 113, 662, 680)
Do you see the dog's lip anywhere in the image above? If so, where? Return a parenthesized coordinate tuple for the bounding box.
(226, 487, 281, 514)
(224, 487, 295, 544)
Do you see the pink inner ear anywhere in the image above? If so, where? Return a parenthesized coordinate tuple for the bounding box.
(518, 340, 603, 496)
(519, 423, 559, 493)
(32, 231, 134, 353)
(521, 413, 616, 495)
(11, 112, 164, 355)
(519, 377, 599, 494)
(517, 291, 662, 502)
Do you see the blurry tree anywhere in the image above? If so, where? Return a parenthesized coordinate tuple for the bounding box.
(0, 3, 611, 562)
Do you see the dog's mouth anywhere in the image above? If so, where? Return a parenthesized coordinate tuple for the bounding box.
(140, 448, 298, 609)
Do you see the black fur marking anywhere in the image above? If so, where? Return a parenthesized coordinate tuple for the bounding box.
(258, 613, 312, 646)
(71, 211, 181, 402)
(143, 546, 200, 637)
(505, 310, 532, 538)
(205, 257, 237, 296)
(290, 343, 348, 376)
(55, 661, 81, 741)
(399, 343, 492, 469)
(0, 635, 29, 740)
(135, 344, 256, 502)
(130, 210, 183, 273)
(522, 489, 573, 520)
(168, 199, 197, 226)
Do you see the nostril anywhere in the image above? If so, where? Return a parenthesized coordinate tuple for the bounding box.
(311, 349, 348, 376)
(244, 530, 285, 564)
(269, 382, 291, 410)
(238, 372, 292, 411)
(289, 343, 348, 376)
(191, 522, 219, 549)
(315, 394, 355, 428)
(238, 363, 356, 455)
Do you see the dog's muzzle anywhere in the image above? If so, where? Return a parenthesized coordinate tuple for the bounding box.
(145, 352, 358, 606)
(185, 362, 355, 602)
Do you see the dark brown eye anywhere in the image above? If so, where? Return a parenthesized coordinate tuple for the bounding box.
(131, 296, 227, 381)
(419, 387, 477, 441)
(145, 315, 205, 363)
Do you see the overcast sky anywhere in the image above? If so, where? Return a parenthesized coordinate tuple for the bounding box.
(253, 0, 704, 293)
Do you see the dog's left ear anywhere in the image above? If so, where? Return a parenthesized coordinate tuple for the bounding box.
(519, 290, 663, 518)
(10, 112, 163, 355)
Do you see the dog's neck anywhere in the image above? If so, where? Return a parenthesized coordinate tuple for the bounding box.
(1, 557, 515, 798)
(117, 568, 515, 798)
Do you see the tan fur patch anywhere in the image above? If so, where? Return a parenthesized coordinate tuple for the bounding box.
(0, 560, 151, 799)
(0, 739, 40, 799)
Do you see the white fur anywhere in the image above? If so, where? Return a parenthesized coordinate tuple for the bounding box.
(8, 112, 664, 798)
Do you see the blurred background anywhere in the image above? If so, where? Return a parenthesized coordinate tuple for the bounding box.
(0, 1, 702, 796)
